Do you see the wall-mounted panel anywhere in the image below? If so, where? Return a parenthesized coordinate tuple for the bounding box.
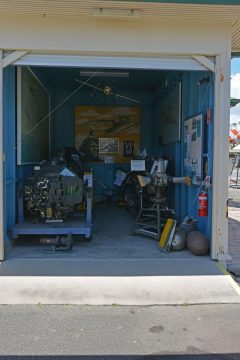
(159, 81, 181, 145)
(17, 67, 50, 164)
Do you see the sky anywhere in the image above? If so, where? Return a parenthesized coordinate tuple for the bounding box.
(230, 58, 240, 125)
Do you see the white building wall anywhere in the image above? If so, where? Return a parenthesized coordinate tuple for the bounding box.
(0, 14, 231, 56)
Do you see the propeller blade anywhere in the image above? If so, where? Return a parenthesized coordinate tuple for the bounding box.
(115, 93, 139, 103)
(74, 79, 104, 92)
(75, 79, 139, 103)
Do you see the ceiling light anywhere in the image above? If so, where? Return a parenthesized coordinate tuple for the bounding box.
(91, 8, 142, 18)
(80, 71, 129, 78)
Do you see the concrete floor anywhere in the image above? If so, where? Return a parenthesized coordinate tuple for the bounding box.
(8, 204, 194, 261)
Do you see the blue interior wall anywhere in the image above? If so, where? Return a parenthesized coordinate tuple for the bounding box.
(52, 85, 155, 200)
(52, 88, 154, 154)
(181, 71, 214, 240)
(16, 67, 54, 181)
(35, 68, 214, 240)
(157, 71, 214, 240)
(156, 72, 182, 216)
(2, 66, 214, 247)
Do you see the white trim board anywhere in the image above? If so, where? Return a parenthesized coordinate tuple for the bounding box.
(12, 53, 209, 71)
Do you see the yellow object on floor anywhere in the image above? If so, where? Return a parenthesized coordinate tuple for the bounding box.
(159, 219, 177, 253)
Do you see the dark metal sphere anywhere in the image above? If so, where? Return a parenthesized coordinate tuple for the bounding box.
(171, 228, 186, 251)
(187, 231, 209, 256)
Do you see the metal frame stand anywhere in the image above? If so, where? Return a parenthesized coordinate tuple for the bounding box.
(12, 178, 93, 240)
(132, 190, 175, 241)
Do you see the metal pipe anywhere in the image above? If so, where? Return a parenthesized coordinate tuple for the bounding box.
(171, 177, 186, 184)
(172, 176, 191, 186)
(0, 50, 4, 261)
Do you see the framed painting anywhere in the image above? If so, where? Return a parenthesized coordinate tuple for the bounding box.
(75, 106, 141, 163)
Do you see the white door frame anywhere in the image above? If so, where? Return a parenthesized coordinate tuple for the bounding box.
(12, 53, 209, 71)
(211, 53, 231, 263)
(0, 50, 230, 262)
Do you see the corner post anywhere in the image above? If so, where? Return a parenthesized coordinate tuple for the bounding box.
(212, 53, 231, 264)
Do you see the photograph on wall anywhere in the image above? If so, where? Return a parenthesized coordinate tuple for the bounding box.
(75, 106, 141, 163)
(99, 138, 119, 154)
(159, 81, 182, 145)
(184, 114, 203, 185)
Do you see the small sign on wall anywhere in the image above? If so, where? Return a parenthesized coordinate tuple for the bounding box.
(123, 141, 134, 157)
(131, 160, 145, 172)
(99, 138, 119, 154)
(184, 114, 203, 185)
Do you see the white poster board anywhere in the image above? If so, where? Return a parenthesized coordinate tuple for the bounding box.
(159, 81, 182, 144)
(131, 160, 146, 172)
(184, 114, 203, 184)
(17, 67, 50, 164)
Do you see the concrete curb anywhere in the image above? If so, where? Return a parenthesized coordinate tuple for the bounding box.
(0, 274, 239, 305)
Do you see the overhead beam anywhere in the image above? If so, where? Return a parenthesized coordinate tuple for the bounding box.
(3, 50, 28, 68)
(0, 50, 4, 261)
(192, 55, 215, 72)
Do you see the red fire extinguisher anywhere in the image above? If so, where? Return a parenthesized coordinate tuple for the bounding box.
(198, 192, 208, 217)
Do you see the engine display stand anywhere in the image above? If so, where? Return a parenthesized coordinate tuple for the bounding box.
(132, 203, 174, 241)
(12, 181, 92, 240)
(132, 189, 175, 241)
